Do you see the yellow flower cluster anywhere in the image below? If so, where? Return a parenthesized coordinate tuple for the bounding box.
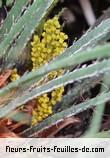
(10, 69, 20, 81)
(48, 70, 64, 80)
(31, 16, 68, 125)
(31, 16, 68, 70)
(51, 86, 64, 105)
(32, 86, 64, 125)
(32, 94, 52, 125)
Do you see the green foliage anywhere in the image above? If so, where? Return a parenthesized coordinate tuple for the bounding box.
(0, 0, 13, 7)
(0, 0, 56, 64)
(1, 44, 110, 97)
(21, 91, 110, 137)
(0, 0, 28, 41)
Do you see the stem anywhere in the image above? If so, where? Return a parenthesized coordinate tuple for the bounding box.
(79, 0, 96, 26)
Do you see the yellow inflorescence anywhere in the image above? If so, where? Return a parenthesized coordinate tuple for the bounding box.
(32, 86, 65, 125)
(10, 68, 20, 81)
(31, 16, 68, 125)
(32, 94, 52, 125)
(31, 16, 68, 70)
(51, 86, 64, 106)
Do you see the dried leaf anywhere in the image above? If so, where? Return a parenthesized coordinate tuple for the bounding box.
(0, 126, 19, 138)
(0, 69, 12, 87)
(36, 117, 80, 137)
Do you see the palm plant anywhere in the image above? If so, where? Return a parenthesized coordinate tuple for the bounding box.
(0, 0, 110, 137)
